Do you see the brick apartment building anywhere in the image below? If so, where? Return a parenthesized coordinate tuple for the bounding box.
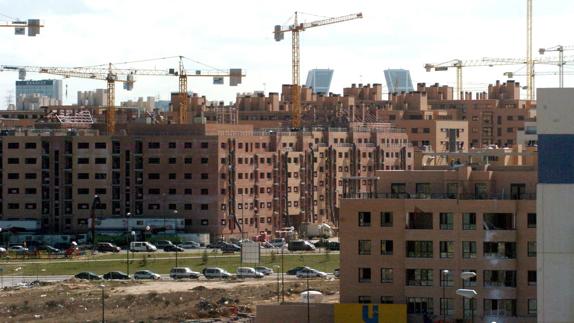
(339, 154, 537, 322)
(0, 122, 413, 238)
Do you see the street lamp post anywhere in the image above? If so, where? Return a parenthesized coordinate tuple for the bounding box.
(100, 284, 105, 323)
(281, 245, 285, 303)
(125, 212, 131, 276)
(273, 265, 280, 303)
(442, 269, 449, 322)
(458, 271, 478, 323)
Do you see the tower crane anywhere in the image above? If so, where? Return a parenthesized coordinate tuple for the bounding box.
(424, 56, 573, 100)
(1, 57, 243, 133)
(274, 12, 363, 128)
(539, 45, 574, 87)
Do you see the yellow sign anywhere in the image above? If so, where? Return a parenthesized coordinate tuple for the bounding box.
(334, 304, 407, 323)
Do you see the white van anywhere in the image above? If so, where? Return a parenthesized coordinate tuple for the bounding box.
(130, 241, 157, 252)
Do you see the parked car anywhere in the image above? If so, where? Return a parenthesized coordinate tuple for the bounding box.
(103, 271, 130, 280)
(270, 238, 286, 248)
(178, 241, 201, 249)
(327, 241, 340, 251)
(334, 268, 340, 278)
(97, 242, 121, 253)
(287, 266, 309, 275)
(206, 241, 226, 249)
(0, 247, 6, 254)
(287, 240, 316, 251)
(153, 240, 174, 249)
(221, 243, 241, 253)
(260, 241, 274, 249)
(236, 267, 264, 279)
(203, 267, 232, 279)
(163, 245, 184, 252)
(8, 245, 29, 254)
(130, 241, 157, 252)
(254, 266, 274, 276)
(133, 270, 161, 280)
(75, 272, 102, 280)
(170, 267, 200, 279)
(296, 267, 327, 278)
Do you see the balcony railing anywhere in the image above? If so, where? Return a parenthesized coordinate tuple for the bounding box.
(343, 192, 536, 200)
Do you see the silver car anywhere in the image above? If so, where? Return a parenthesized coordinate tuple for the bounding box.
(133, 270, 161, 280)
(296, 267, 327, 278)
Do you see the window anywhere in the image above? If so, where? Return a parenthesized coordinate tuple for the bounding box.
(200, 204, 209, 210)
(484, 299, 517, 317)
(77, 142, 89, 149)
(407, 212, 433, 229)
(7, 173, 19, 179)
(148, 188, 160, 195)
(380, 212, 393, 227)
(95, 142, 106, 149)
(148, 142, 160, 149)
(7, 203, 19, 209)
(527, 213, 536, 228)
(201, 189, 209, 195)
(77, 157, 89, 164)
(406, 241, 433, 258)
(380, 268, 393, 283)
(415, 183, 431, 196)
(406, 269, 433, 286)
(484, 270, 517, 287)
(358, 267, 371, 282)
(483, 242, 516, 259)
(380, 240, 393, 255)
(95, 158, 106, 164)
(184, 157, 192, 164)
(440, 270, 453, 287)
(407, 297, 433, 314)
(440, 212, 453, 230)
(184, 204, 192, 210)
(358, 211, 371, 227)
(25, 158, 37, 164)
(380, 296, 393, 304)
(94, 173, 107, 180)
(483, 213, 515, 230)
(528, 270, 537, 286)
(528, 299, 537, 315)
(169, 173, 176, 180)
(201, 157, 209, 164)
(390, 183, 406, 196)
(201, 173, 209, 180)
(527, 241, 536, 257)
(168, 157, 176, 164)
(148, 157, 160, 164)
(184, 142, 192, 149)
(462, 241, 477, 258)
(463, 213, 476, 230)
(148, 173, 160, 180)
(25, 173, 37, 179)
(440, 241, 454, 258)
(7, 188, 19, 194)
(358, 296, 371, 304)
(358, 240, 371, 255)
(78, 173, 89, 179)
(440, 298, 454, 316)
(168, 142, 176, 149)
(462, 269, 477, 287)
(184, 188, 192, 195)
(475, 183, 488, 199)
(7, 158, 19, 164)
(95, 188, 106, 195)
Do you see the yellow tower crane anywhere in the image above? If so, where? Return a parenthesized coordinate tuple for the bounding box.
(274, 12, 363, 129)
(2, 58, 243, 133)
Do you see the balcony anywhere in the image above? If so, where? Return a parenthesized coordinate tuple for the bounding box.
(343, 192, 536, 200)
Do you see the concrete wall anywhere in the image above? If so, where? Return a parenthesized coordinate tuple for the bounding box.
(537, 88, 574, 323)
(256, 303, 333, 323)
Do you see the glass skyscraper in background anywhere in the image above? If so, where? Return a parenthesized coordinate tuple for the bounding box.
(384, 69, 414, 93)
(305, 69, 333, 94)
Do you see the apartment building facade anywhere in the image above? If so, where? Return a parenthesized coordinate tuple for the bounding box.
(0, 123, 413, 239)
(339, 163, 537, 322)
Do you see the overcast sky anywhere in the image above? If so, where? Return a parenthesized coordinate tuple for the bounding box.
(1, 0, 574, 106)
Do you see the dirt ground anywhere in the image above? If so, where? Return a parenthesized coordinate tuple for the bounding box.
(0, 278, 339, 322)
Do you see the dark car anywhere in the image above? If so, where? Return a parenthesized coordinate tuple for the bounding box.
(287, 266, 309, 275)
(327, 241, 340, 251)
(221, 243, 241, 253)
(164, 245, 184, 252)
(97, 242, 121, 253)
(75, 272, 102, 280)
(154, 240, 174, 249)
(287, 240, 316, 251)
(103, 271, 130, 280)
(206, 241, 226, 249)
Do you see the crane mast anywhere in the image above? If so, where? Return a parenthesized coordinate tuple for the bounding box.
(275, 12, 363, 128)
(526, 0, 533, 100)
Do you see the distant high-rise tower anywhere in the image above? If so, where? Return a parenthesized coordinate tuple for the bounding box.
(384, 69, 414, 93)
(305, 69, 333, 94)
(16, 79, 63, 102)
